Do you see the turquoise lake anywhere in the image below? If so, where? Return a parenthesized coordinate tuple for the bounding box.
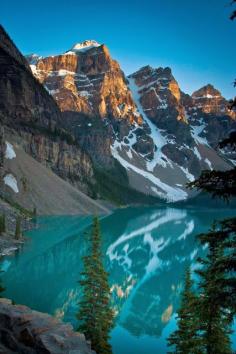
(2, 206, 236, 353)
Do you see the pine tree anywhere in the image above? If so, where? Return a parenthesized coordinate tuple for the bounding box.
(0, 214, 6, 235)
(77, 217, 114, 354)
(0, 276, 5, 297)
(15, 216, 21, 240)
(0, 257, 5, 297)
(195, 225, 233, 354)
(188, 131, 236, 201)
(33, 206, 37, 219)
(168, 268, 202, 354)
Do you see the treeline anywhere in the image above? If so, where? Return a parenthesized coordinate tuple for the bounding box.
(0, 213, 22, 240)
(168, 218, 236, 354)
(169, 121, 236, 352)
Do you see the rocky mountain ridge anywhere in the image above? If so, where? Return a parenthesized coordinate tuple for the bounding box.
(27, 40, 142, 124)
(26, 40, 236, 202)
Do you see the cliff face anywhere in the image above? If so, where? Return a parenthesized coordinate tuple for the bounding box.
(28, 41, 142, 125)
(20, 131, 93, 182)
(0, 31, 61, 130)
(129, 66, 187, 124)
(26, 41, 145, 174)
(0, 298, 95, 354)
(0, 25, 93, 185)
(0, 26, 108, 213)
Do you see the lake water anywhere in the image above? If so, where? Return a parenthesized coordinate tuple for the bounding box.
(2, 206, 236, 353)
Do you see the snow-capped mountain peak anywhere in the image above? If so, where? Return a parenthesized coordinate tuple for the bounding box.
(68, 40, 101, 53)
(25, 53, 42, 65)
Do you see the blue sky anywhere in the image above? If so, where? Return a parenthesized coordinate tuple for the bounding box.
(1, 0, 235, 98)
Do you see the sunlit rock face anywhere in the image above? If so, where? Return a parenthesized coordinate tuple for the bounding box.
(27, 41, 142, 125)
(192, 84, 236, 118)
(26, 41, 236, 202)
(129, 66, 188, 124)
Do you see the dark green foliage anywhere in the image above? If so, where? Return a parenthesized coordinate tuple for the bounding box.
(172, 9, 236, 352)
(230, 0, 236, 21)
(33, 206, 37, 218)
(93, 162, 161, 206)
(188, 129, 236, 201)
(0, 256, 5, 297)
(197, 219, 236, 318)
(188, 168, 236, 201)
(195, 222, 233, 354)
(0, 194, 33, 217)
(168, 218, 236, 354)
(0, 276, 5, 296)
(15, 216, 21, 240)
(77, 217, 114, 354)
(0, 259, 5, 297)
(218, 131, 236, 149)
(0, 214, 6, 235)
(168, 268, 202, 354)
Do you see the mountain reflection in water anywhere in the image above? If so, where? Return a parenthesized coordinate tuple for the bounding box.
(3, 207, 236, 354)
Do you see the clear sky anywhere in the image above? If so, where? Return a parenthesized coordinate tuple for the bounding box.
(1, 0, 235, 98)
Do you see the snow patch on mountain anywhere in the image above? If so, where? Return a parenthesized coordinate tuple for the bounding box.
(179, 166, 195, 182)
(128, 77, 173, 171)
(190, 120, 209, 146)
(193, 146, 201, 160)
(205, 158, 213, 170)
(111, 141, 187, 202)
(4, 174, 19, 193)
(5, 142, 16, 159)
(68, 40, 101, 54)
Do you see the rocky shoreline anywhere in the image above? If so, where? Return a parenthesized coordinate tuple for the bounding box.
(0, 298, 95, 353)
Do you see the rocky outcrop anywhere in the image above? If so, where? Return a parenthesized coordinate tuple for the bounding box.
(0, 25, 30, 71)
(27, 41, 142, 125)
(192, 84, 235, 118)
(129, 66, 188, 125)
(0, 40, 61, 129)
(19, 130, 93, 188)
(108, 66, 235, 201)
(0, 298, 95, 354)
(26, 40, 144, 174)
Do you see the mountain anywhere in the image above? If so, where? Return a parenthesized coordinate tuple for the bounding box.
(1, 26, 235, 207)
(26, 40, 141, 124)
(27, 44, 236, 202)
(0, 26, 109, 214)
(191, 84, 235, 117)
